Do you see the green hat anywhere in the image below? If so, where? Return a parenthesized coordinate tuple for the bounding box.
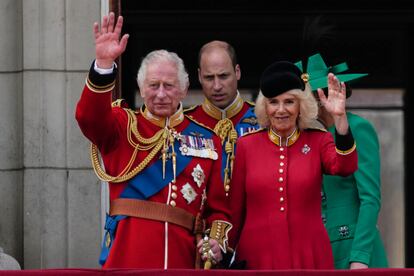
(295, 53, 368, 91)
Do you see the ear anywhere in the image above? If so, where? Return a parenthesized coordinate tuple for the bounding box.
(235, 64, 241, 81)
(138, 81, 145, 98)
(198, 68, 202, 84)
(179, 84, 189, 100)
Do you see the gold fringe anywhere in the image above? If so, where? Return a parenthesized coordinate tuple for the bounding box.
(213, 119, 238, 195)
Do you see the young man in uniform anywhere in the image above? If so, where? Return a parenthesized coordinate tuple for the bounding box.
(185, 41, 259, 197)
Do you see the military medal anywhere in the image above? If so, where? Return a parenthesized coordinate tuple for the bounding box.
(178, 134, 218, 160)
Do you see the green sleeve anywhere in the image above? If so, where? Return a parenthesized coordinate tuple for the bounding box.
(348, 114, 381, 265)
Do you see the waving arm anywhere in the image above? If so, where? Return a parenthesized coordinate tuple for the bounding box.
(93, 12, 129, 69)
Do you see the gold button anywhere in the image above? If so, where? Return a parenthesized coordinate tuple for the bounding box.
(171, 192, 177, 199)
(170, 200, 176, 207)
(225, 185, 230, 192)
(280, 155, 285, 160)
(280, 197, 284, 202)
(280, 207, 285, 212)
(280, 162, 284, 166)
(278, 177, 283, 182)
(279, 168, 284, 173)
(172, 185, 177, 191)
(279, 187, 284, 192)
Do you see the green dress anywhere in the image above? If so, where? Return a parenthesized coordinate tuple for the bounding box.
(322, 112, 388, 269)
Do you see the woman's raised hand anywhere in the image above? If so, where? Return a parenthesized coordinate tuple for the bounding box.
(317, 73, 346, 117)
(317, 73, 349, 135)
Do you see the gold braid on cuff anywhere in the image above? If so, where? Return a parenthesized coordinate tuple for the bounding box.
(208, 220, 233, 254)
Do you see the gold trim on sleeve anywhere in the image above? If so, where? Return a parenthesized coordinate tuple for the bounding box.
(209, 220, 233, 254)
(336, 142, 357, 155)
(85, 77, 115, 93)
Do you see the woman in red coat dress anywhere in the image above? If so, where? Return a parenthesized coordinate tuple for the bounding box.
(229, 61, 358, 269)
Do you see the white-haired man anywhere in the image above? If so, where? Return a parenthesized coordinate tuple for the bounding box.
(76, 12, 231, 269)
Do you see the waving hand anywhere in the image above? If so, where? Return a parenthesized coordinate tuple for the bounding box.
(317, 73, 349, 134)
(93, 12, 129, 69)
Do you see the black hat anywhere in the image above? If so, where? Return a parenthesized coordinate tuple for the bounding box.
(260, 61, 306, 98)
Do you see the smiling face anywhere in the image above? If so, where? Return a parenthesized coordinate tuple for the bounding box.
(198, 47, 240, 109)
(140, 60, 187, 117)
(265, 90, 300, 137)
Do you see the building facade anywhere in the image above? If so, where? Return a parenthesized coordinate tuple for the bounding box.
(0, 0, 410, 269)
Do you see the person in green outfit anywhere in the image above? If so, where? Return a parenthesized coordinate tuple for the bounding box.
(296, 53, 389, 269)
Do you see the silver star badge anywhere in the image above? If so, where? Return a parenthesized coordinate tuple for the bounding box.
(191, 164, 205, 188)
(181, 183, 197, 204)
(302, 144, 311, 154)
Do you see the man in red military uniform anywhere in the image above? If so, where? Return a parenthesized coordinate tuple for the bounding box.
(185, 41, 260, 196)
(75, 12, 231, 269)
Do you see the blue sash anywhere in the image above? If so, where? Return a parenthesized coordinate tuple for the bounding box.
(120, 121, 212, 199)
(99, 120, 213, 265)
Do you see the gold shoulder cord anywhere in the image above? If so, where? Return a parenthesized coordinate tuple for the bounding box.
(90, 109, 168, 183)
(214, 118, 238, 196)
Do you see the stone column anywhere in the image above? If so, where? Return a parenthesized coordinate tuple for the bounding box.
(0, 0, 23, 268)
(22, 0, 101, 268)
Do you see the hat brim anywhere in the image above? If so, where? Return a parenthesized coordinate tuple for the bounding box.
(309, 73, 368, 91)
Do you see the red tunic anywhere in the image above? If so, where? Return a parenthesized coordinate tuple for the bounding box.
(184, 99, 257, 134)
(75, 84, 230, 269)
(229, 129, 357, 269)
(185, 96, 259, 197)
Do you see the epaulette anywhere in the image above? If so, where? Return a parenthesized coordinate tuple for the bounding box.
(245, 100, 256, 107)
(306, 126, 328, 132)
(240, 127, 266, 137)
(183, 104, 199, 113)
(305, 119, 328, 132)
(185, 114, 215, 133)
(111, 98, 129, 108)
